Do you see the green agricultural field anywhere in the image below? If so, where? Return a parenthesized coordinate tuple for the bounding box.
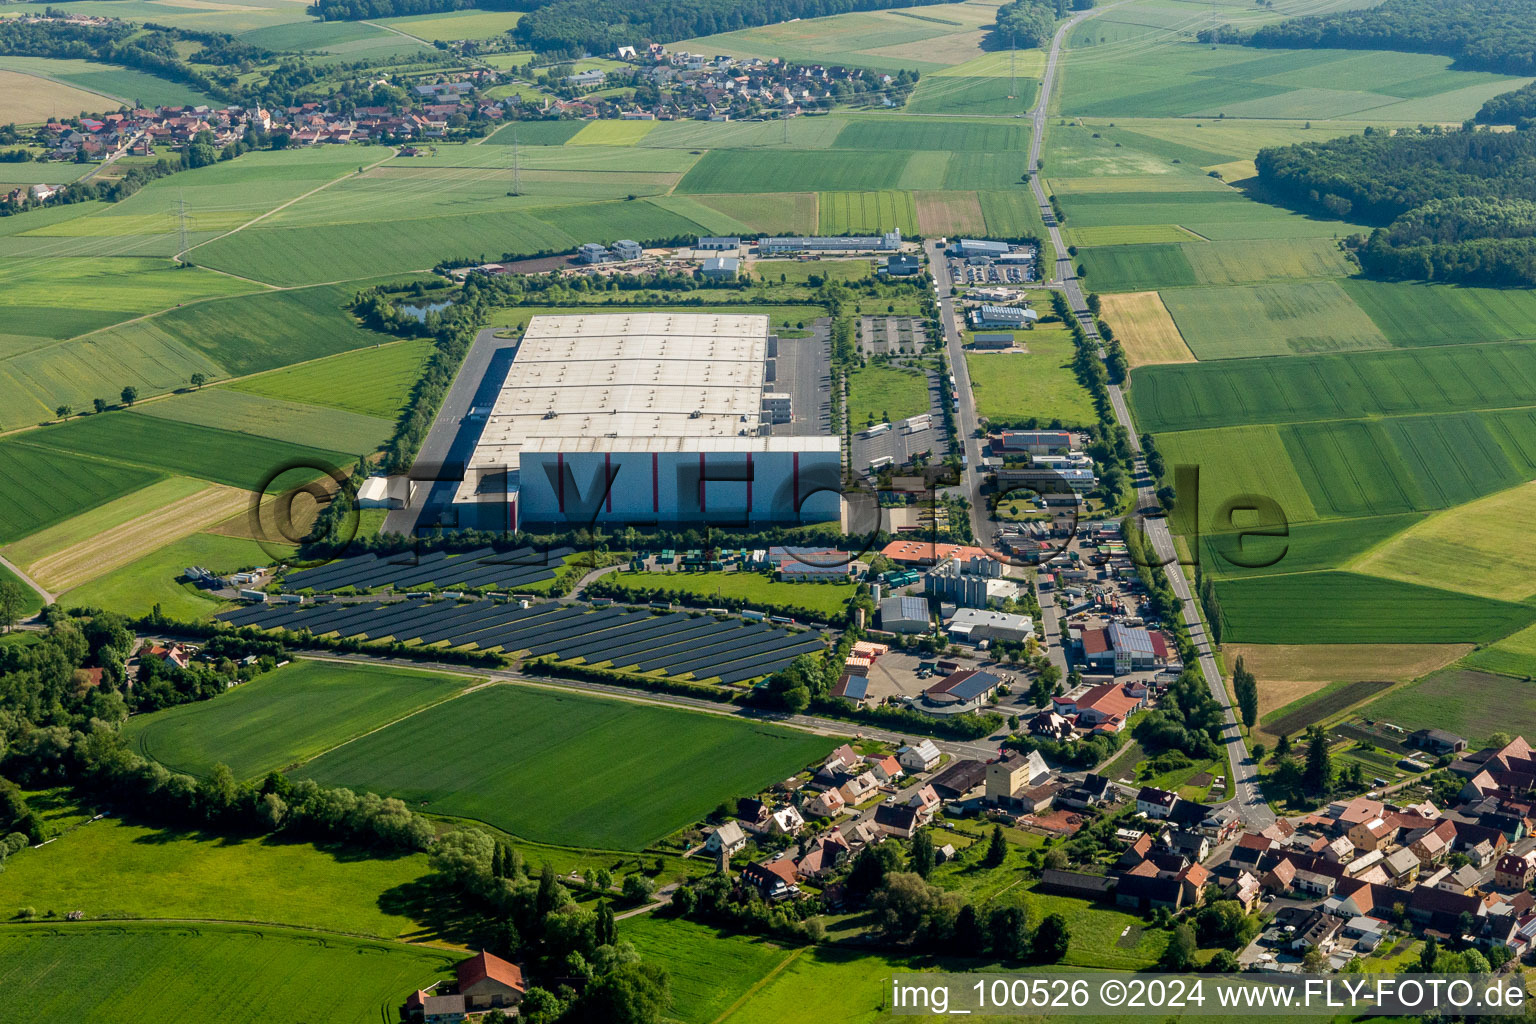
(377, 7, 523, 40)
(25, 414, 355, 490)
(677, 149, 915, 194)
(1, 475, 207, 568)
(1154, 424, 1318, 529)
(1078, 244, 1198, 292)
(817, 191, 918, 235)
(135, 389, 395, 455)
(59, 532, 277, 619)
(0, 55, 215, 107)
(485, 119, 586, 145)
(965, 338, 1098, 427)
(1281, 419, 1422, 519)
(0, 923, 453, 1024)
(1, 808, 433, 937)
(1341, 279, 1536, 348)
(0, 440, 161, 545)
(567, 120, 657, 146)
(126, 659, 471, 780)
(640, 118, 849, 150)
(1212, 571, 1536, 645)
(905, 75, 1036, 114)
(1202, 513, 1423, 581)
(1159, 281, 1388, 359)
(294, 685, 833, 849)
(846, 362, 930, 427)
(1177, 238, 1355, 286)
(1463, 622, 1536, 678)
(1349, 480, 1536, 602)
(1362, 668, 1536, 744)
(225, 339, 431, 420)
(691, 193, 819, 234)
(1063, 224, 1197, 247)
(832, 118, 1030, 152)
(597, 571, 856, 622)
(1129, 341, 1536, 434)
(0, 258, 255, 353)
(0, 282, 401, 430)
(1055, 190, 1281, 228)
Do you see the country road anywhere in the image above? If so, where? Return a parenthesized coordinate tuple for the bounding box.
(1021, 6, 1275, 829)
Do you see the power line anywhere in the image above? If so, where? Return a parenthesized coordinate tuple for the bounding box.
(176, 190, 188, 255)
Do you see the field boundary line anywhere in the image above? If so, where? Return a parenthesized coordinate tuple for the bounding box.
(709, 946, 806, 1024)
(2, 914, 462, 951)
(0, 551, 54, 606)
(177, 148, 400, 263)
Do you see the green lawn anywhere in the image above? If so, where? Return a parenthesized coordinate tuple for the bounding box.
(0, 923, 453, 1024)
(294, 685, 834, 849)
(966, 338, 1098, 427)
(846, 363, 931, 428)
(598, 570, 857, 621)
(621, 915, 799, 1024)
(125, 659, 472, 780)
(0, 811, 432, 939)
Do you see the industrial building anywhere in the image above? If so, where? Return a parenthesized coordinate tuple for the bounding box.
(760, 230, 901, 254)
(700, 255, 740, 280)
(882, 253, 922, 277)
(452, 312, 841, 529)
(970, 332, 1015, 350)
(950, 238, 1010, 258)
(945, 607, 1034, 644)
(969, 304, 1039, 329)
(990, 430, 1075, 456)
(879, 595, 931, 633)
(1078, 623, 1172, 674)
(697, 236, 741, 251)
(925, 555, 1013, 609)
(994, 465, 1097, 494)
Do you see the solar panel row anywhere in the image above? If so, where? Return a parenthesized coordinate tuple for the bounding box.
(281, 546, 574, 594)
(215, 599, 822, 682)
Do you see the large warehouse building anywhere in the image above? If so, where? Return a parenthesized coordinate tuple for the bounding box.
(454, 312, 841, 529)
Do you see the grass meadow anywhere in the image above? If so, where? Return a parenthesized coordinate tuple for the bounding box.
(1160, 281, 1388, 359)
(965, 339, 1099, 427)
(597, 571, 857, 622)
(0, 923, 451, 1024)
(1464, 622, 1536, 679)
(125, 659, 472, 780)
(1201, 513, 1424, 582)
(135, 388, 395, 455)
(294, 685, 833, 849)
(0, 55, 215, 107)
(846, 362, 931, 426)
(59, 531, 277, 619)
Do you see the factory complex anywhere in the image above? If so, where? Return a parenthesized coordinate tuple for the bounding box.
(453, 312, 841, 530)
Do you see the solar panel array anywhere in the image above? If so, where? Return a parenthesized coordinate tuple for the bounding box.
(217, 599, 825, 684)
(283, 546, 575, 594)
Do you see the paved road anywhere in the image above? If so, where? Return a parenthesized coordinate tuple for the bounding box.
(383, 326, 519, 536)
(0, 551, 54, 609)
(1023, 7, 1274, 829)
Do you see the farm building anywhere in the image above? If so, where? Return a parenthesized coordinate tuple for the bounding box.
(969, 305, 1039, 329)
(452, 313, 841, 529)
(759, 230, 901, 254)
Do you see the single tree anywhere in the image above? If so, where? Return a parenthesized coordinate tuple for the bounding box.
(1161, 923, 1197, 971)
(910, 828, 936, 879)
(120, 385, 138, 407)
(1033, 913, 1070, 963)
(0, 580, 26, 632)
(54, 404, 71, 421)
(984, 825, 1008, 868)
(93, 397, 107, 414)
(190, 372, 208, 389)
(1303, 725, 1332, 794)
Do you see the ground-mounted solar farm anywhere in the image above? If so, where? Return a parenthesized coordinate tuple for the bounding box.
(219, 598, 827, 686)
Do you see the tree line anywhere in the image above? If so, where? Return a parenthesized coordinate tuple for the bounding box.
(1254, 125, 1536, 286)
(514, 0, 952, 55)
(1208, 0, 1536, 76)
(987, 0, 1094, 50)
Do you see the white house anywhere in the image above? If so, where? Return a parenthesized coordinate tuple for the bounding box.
(704, 821, 748, 856)
(897, 740, 942, 772)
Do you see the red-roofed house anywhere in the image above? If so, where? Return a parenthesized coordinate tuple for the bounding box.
(456, 950, 525, 1011)
(1053, 681, 1147, 734)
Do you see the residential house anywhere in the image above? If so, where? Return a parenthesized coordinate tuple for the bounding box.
(1058, 772, 1116, 810)
(796, 831, 851, 878)
(897, 740, 942, 772)
(1165, 829, 1210, 864)
(456, 951, 525, 1013)
(838, 771, 881, 806)
(1347, 815, 1399, 853)
(824, 744, 860, 773)
(1051, 680, 1147, 734)
(984, 750, 1051, 810)
(1136, 786, 1178, 819)
(766, 806, 805, 836)
(873, 802, 922, 839)
(1436, 863, 1483, 895)
(864, 754, 903, 783)
(1406, 819, 1457, 866)
(1495, 851, 1536, 890)
(705, 821, 748, 857)
(806, 787, 846, 819)
(907, 784, 941, 823)
(1383, 847, 1421, 886)
(1231, 870, 1263, 913)
(743, 858, 800, 900)
(1291, 910, 1342, 953)
(737, 798, 771, 831)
